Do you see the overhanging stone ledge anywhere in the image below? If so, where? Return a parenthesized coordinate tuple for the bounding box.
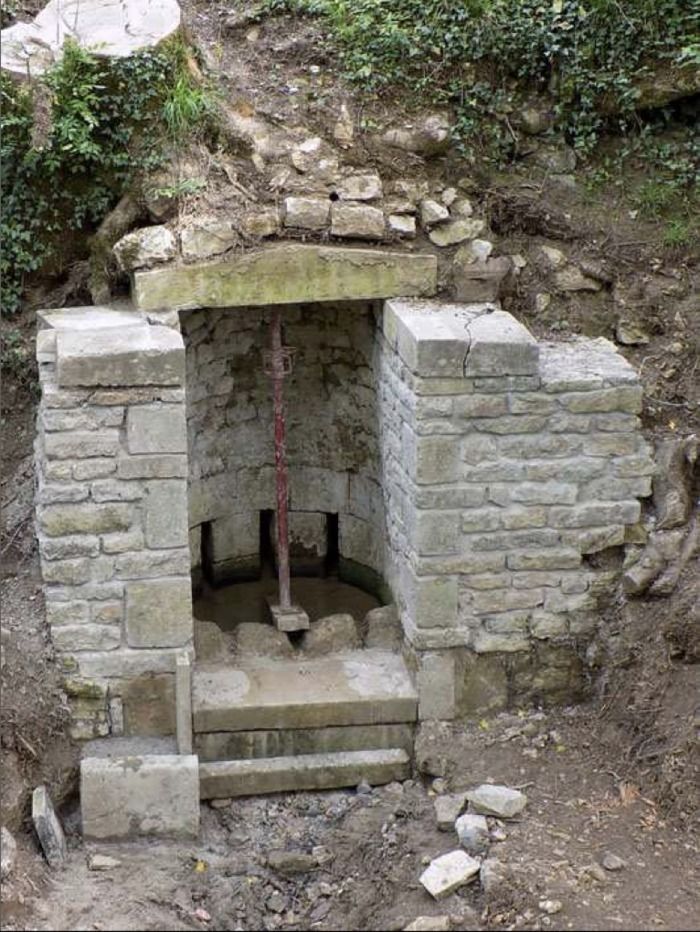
(132, 243, 438, 311)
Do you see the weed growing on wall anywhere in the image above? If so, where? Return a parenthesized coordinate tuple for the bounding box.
(0, 39, 216, 316)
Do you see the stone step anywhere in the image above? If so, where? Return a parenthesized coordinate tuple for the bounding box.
(195, 722, 415, 762)
(199, 748, 410, 799)
(192, 650, 417, 733)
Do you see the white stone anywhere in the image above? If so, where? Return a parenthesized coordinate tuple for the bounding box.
(1, 0, 181, 79)
(333, 103, 354, 148)
(441, 188, 458, 206)
(419, 850, 480, 899)
(388, 214, 416, 238)
(455, 812, 490, 854)
(450, 198, 473, 218)
(467, 784, 527, 818)
(0, 827, 17, 879)
(291, 136, 322, 172)
(88, 853, 122, 871)
(113, 226, 176, 271)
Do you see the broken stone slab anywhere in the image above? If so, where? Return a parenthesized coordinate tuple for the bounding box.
(81, 753, 200, 839)
(32, 785, 67, 868)
(1, 0, 181, 79)
(133, 244, 437, 311)
(1, 826, 17, 879)
(113, 226, 176, 271)
(434, 793, 468, 831)
(419, 849, 481, 899)
(301, 614, 362, 656)
(463, 310, 539, 377)
(56, 324, 185, 388)
(455, 812, 490, 855)
(467, 784, 527, 818)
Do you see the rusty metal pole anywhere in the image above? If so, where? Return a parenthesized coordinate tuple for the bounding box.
(270, 309, 292, 610)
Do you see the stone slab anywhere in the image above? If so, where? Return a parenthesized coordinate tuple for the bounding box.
(81, 754, 199, 839)
(195, 722, 415, 762)
(383, 299, 483, 377)
(32, 785, 67, 867)
(56, 325, 185, 387)
(269, 603, 311, 633)
(463, 310, 539, 377)
(419, 849, 481, 898)
(132, 244, 437, 311)
(199, 748, 410, 798)
(38, 305, 144, 331)
(192, 651, 418, 732)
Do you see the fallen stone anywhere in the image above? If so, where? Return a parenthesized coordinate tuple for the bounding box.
(434, 793, 468, 831)
(87, 853, 121, 871)
(584, 862, 607, 883)
(331, 203, 385, 239)
(601, 852, 626, 871)
(554, 266, 602, 293)
(181, 221, 236, 261)
(420, 199, 449, 227)
(356, 779, 372, 796)
(235, 622, 294, 659)
(540, 245, 567, 269)
(479, 857, 511, 896)
(267, 849, 317, 875)
(429, 218, 485, 247)
(450, 198, 473, 218)
(209, 798, 232, 809)
(467, 784, 527, 818)
(32, 786, 67, 868)
(1, 826, 17, 879)
(291, 136, 323, 173)
(456, 239, 493, 264)
(404, 917, 451, 932)
(267, 891, 288, 913)
(455, 812, 490, 855)
(420, 850, 481, 899)
(302, 614, 361, 656)
(113, 225, 176, 271)
(539, 899, 563, 915)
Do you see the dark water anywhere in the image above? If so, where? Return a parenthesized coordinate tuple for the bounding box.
(193, 576, 380, 632)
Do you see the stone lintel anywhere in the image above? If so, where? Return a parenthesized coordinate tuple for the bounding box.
(56, 324, 185, 388)
(132, 244, 438, 311)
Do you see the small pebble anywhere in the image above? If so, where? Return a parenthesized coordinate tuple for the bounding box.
(539, 899, 562, 915)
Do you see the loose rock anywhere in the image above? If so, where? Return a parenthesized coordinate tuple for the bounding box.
(87, 853, 121, 871)
(615, 319, 650, 346)
(554, 266, 602, 293)
(602, 852, 626, 871)
(333, 103, 354, 148)
(420, 199, 449, 227)
(267, 849, 317, 875)
(1, 826, 17, 879)
(479, 858, 511, 896)
(363, 604, 402, 650)
(32, 785, 67, 868)
(429, 219, 485, 247)
(455, 812, 489, 855)
(539, 899, 563, 915)
(113, 225, 176, 271)
(467, 784, 527, 818)
(420, 850, 481, 899)
(434, 793, 468, 831)
(301, 614, 361, 656)
(404, 917, 451, 932)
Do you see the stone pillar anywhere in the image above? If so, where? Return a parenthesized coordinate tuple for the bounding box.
(378, 299, 654, 718)
(35, 307, 192, 740)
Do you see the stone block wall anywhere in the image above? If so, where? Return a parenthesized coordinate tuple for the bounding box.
(182, 302, 387, 590)
(376, 300, 654, 715)
(35, 308, 192, 739)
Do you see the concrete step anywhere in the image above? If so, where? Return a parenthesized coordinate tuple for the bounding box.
(195, 722, 414, 762)
(199, 748, 411, 799)
(192, 650, 417, 733)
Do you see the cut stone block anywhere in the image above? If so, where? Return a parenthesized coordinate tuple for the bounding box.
(331, 203, 385, 240)
(283, 197, 330, 230)
(125, 577, 193, 648)
(192, 651, 417, 732)
(419, 849, 481, 898)
(384, 298, 480, 378)
(32, 785, 67, 867)
(144, 479, 189, 548)
(56, 325, 185, 387)
(199, 748, 410, 798)
(133, 245, 437, 311)
(463, 310, 539, 377)
(209, 512, 260, 582)
(126, 405, 187, 454)
(195, 722, 415, 762)
(81, 753, 199, 839)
